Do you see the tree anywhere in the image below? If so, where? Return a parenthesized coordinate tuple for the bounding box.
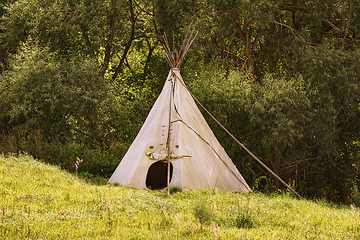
(299, 45, 360, 202)
(0, 0, 161, 83)
(203, 0, 275, 83)
(0, 41, 115, 145)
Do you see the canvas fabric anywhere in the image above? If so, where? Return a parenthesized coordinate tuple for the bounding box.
(108, 69, 251, 192)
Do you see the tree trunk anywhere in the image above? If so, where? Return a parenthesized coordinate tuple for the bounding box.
(111, 0, 136, 83)
(271, 143, 282, 189)
(245, 46, 256, 84)
(233, 17, 263, 84)
(143, 37, 155, 77)
(100, 0, 117, 78)
(325, 0, 356, 51)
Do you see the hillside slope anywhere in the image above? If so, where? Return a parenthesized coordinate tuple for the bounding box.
(0, 154, 359, 239)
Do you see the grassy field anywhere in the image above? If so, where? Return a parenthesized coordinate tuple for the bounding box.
(0, 154, 359, 239)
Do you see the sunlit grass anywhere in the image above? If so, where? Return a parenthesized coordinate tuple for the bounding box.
(1, 154, 359, 239)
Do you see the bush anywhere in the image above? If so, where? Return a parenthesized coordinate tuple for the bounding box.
(187, 64, 313, 192)
(0, 40, 158, 178)
(0, 41, 116, 145)
(0, 41, 127, 176)
(185, 55, 360, 203)
(0, 130, 120, 177)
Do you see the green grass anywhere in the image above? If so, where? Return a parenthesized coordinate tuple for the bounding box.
(1, 154, 359, 239)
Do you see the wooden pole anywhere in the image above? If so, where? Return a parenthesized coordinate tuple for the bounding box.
(167, 73, 173, 195)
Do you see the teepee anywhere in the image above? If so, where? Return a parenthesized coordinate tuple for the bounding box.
(108, 29, 251, 192)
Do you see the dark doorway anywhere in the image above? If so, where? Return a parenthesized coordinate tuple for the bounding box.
(146, 160, 173, 190)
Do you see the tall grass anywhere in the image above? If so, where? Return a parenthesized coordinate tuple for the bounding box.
(1, 154, 359, 239)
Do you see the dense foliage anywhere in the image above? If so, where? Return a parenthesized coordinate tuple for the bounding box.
(0, 0, 359, 204)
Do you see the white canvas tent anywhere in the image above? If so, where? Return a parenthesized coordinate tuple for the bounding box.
(108, 30, 251, 192)
(108, 68, 251, 192)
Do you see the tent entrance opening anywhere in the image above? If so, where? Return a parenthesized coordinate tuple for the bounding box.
(146, 160, 173, 190)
